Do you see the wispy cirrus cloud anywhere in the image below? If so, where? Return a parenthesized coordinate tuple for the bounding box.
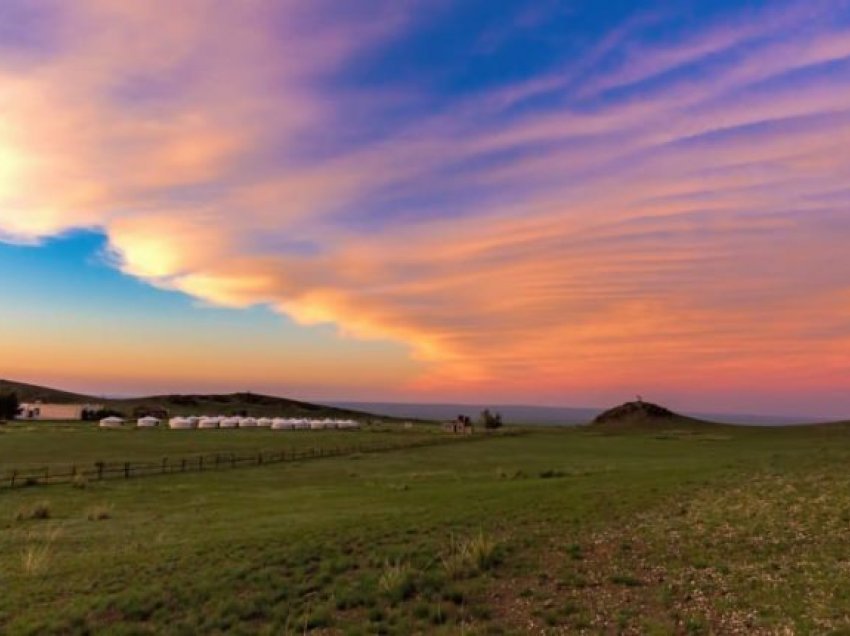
(1, 0, 849, 408)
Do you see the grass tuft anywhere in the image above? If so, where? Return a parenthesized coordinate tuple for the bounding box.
(14, 500, 51, 521)
(86, 504, 113, 521)
(378, 560, 415, 602)
(71, 473, 89, 489)
(441, 532, 502, 579)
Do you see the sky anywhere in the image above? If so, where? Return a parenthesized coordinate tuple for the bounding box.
(1, 0, 850, 417)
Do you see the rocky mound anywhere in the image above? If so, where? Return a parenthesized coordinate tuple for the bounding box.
(592, 401, 677, 427)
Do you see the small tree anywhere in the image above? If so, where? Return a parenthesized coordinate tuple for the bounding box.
(83, 408, 125, 421)
(0, 392, 19, 420)
(479, 409, 503, 430)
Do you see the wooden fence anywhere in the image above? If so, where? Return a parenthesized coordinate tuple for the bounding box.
(1, 433, 514, 490)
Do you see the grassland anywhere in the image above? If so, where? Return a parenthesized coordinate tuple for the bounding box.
(0, 421, 439, 473)
(2, 421, 850, 634)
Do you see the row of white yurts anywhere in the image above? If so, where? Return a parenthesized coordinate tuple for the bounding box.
(99, 415, 361, 430)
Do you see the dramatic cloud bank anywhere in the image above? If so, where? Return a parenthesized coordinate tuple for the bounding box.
(2, 0, 849, 406)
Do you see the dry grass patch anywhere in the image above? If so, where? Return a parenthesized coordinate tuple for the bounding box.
(86, 504, 113, 521)
(20, 526, 62, 576)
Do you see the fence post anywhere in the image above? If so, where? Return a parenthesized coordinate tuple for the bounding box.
(10, 470, 16, 488)
(96, 461, 104, 481)
(199, 456, 204, 472)
(257, 452, 263, 465)
(124, 462, 130, 479)
(181, 459, 186, 472)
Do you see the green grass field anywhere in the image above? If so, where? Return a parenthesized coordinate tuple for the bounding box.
(2, 421, 850, 634)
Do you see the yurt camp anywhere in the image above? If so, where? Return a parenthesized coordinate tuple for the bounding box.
(136, 416, 161, 428)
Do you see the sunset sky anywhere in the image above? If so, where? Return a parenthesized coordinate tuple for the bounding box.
(2, 0, 850, 416)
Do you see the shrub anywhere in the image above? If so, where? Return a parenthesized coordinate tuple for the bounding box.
(478, 409, 503, 430)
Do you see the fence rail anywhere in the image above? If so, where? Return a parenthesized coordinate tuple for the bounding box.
(1, 432, 517, 490)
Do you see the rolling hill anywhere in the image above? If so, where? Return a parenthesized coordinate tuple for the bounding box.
(0, 378, 97, 404)
(0, 379, 389, 421)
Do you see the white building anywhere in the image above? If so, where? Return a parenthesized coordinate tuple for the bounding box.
(19, 402, 105, 421)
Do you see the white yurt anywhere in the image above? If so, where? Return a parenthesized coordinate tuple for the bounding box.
(309, 420, 326, 430)
(137, 416, 161, 428)
(99, 416, 125, 429)
(257, 417, 273, 427)
(187, 416, 200, 426)
(198, 416, 219, 429)
(239, 417, 258, 428)
(168, 417, 195, 430)
(324, 419, 339, 430)
(219, 417, 240, 429)
(294, 419, 310, 430)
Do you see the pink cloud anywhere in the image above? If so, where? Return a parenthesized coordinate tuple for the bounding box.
(1, 1, 849, 406)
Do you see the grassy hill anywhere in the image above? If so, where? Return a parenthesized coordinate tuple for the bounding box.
(0, 379, 391, 421)
(590, 400, 729, 432)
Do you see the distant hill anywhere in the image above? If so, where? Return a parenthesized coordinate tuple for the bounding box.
(0, 379, 387, 421)
(328, 400, 821, 426)
(591, 400, 708, 430)
(328, 401, 600, 425)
